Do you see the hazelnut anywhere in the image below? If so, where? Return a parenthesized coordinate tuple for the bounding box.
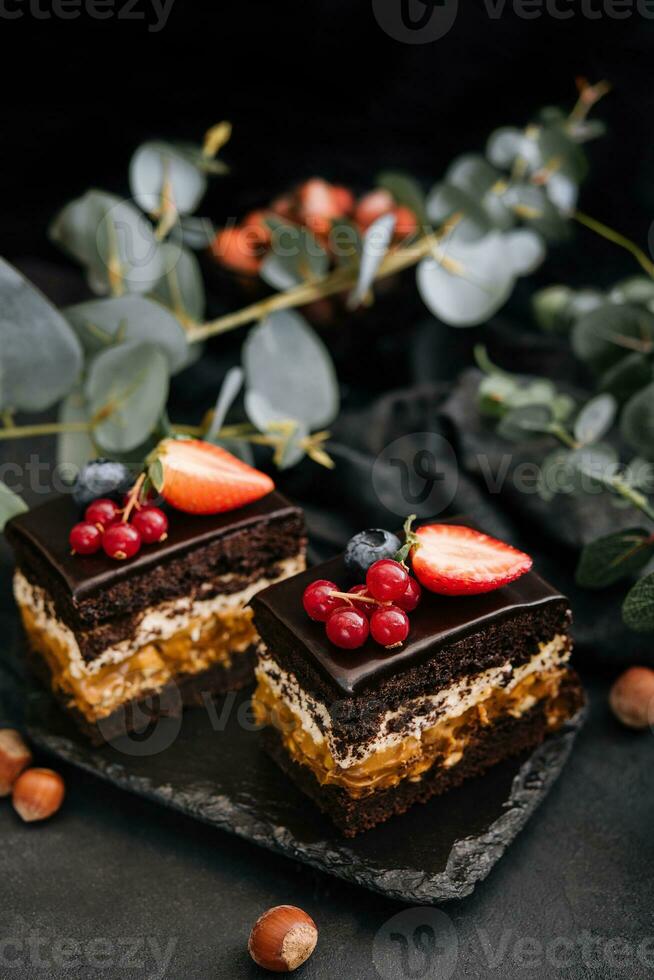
(248, 905, 318, 973)
(609, 667, 654, 730)
(0, 729, 32, 796)
(12, 768, 65, 822)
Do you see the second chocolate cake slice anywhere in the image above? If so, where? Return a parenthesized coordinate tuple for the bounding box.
(251, 543, 584, 836)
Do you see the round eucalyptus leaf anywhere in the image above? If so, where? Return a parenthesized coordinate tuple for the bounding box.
(426, 183, 490, 243)
(610, 277, 654, 307)
(572, 303, 654, 374)
(416, 231, 515, 327)
(537, 448, 576, 501)
(170, 215, 216, 250)
(504, 183, 569, 242)
(486, 127, 540, 170)
(570, 443, 619, 484)
(532, 285, 574, 333)
(503, 228, 545, 275)
(65, 295, 189, 374)
(621, 382, 654, 460)
(377, 170, 428, 225)
(243, 311, 339, 430)
(497, 403, 552, 442)
(598, 352, 652, 403)
(544, 172, 578, 214)
(244, 391, 307, 469)
(446, 154, 503, 197)
(151, 244, 206, 325)
(57, 387, 96, 473)
(50, 190, 164, 295)
(573, 393, 617, 446)
(129, 142, 207, 217)
(86, 341, 170, 454)
(0, 259, 83, 412)
(259, 251, 302, 291)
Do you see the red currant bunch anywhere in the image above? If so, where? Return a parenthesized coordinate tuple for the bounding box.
(69, 478, 169, 562)
(302, 560, 422, 651)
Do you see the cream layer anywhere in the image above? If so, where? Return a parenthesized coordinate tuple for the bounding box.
(14, 554, 305, 680)
(255, 633, 571, 769)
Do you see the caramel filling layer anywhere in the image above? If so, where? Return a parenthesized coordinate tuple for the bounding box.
(253, 667, 573, 799)
(19, 604, 257, 723)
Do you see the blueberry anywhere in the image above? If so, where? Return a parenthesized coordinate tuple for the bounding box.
(72, 459, 134, 510)
(344, 528, 402, 580)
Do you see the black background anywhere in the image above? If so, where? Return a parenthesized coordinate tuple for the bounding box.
(2, 0, 654, 287)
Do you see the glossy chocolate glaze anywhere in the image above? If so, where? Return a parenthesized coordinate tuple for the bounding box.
(251, 555, 569, 696)
(6, 491, 299, 601)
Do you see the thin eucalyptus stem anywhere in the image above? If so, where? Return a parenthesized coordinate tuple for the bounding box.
(573, 210, 654, 280)
(0, 421, 92, 441)
(608, 475, 654, 524)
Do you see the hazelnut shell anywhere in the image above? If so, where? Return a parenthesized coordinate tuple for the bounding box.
(248, 905, 318, 972)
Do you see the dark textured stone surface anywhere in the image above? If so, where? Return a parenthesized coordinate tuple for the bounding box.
(22, 679, 584, 905)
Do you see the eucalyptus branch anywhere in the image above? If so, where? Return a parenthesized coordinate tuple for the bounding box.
(573, 210, 654, 280)
(187, 218, 461, 344)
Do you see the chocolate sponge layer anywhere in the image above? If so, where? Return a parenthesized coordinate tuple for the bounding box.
(7, 492, 305, 633)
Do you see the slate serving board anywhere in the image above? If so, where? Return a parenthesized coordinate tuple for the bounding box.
(24, 683, 585, 906)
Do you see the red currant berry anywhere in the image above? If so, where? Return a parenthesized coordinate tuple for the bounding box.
(370, 606, 410, 648)
(325, 608, 369, 649)
(84, 498, 121, 528)
(302, 580, 345, 622)
(366, 559, 409, 602)
(348, 584, 380, 618)
(102, 523, 142, 561)
(131, 506, 169, 544)
(69, 522, 102, 555)
(395, 576, 422, 612)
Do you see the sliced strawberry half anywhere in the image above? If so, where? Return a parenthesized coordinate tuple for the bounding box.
(411, 524, 533, 596)
(155, 439, 274, 515)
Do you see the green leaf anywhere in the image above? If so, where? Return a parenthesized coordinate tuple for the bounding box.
(243, 311, 339, 431)
(537, 448, 576, 501)
(0, 481, 27, 531)
(623, 573, 654, 632)
(532, 285, 574, 333)
(148, 457, 165, 493)
(573, 393, 616, 446)
(377, 170, 428, 225)
(86, 341, 170, 454)
(244, 391, 307, 469)
(417, 230, 516, 327)
(205, 367, 244, 441)
(610, 276, 654, 307)
(150, 244, 206, 325)
(65, 295, 189, 374)
(49, 190, 164, 295)
(576, 528, 654, 589)
(260, 220, 329, 290)
(572, 303, 654, 374)
(497, 404, 553, 442)
(57, 387, 96, 473)
(624, 457, 654, 492)
(349, 212, 395, 308)
(129, 142, 207, 217)
(0, 259, 83, 412)
(570, 443, 619, 485)
(598, 352, 652, 403)
(621, 382, 654, 460)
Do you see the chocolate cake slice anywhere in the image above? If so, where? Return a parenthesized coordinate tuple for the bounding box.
(251, 550, 584, 836)
(7, 492, 305, 743)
